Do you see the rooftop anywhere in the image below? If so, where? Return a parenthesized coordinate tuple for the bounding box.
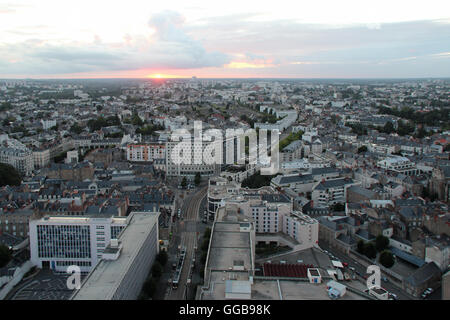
(71, 212, 158, 300)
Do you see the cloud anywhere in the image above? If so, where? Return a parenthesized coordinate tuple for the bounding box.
(187, 16, 450, 67)
(0, 11, 231, 75)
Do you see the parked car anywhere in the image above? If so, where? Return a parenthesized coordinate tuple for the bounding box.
(382, 277, 389, 282)
(389, 293, 398, 300)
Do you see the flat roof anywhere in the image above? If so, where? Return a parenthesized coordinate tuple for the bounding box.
(249, 280, 365, 300)
(71, 213, 158, 300)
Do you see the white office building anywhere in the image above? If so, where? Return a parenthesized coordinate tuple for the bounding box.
(71, 212, 159, 300)
(29, 215, 129, 272)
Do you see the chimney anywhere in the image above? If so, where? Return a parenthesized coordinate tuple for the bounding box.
(310, 200, 314, 208)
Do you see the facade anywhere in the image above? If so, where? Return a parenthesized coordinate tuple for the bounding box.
(44, 161, 94, 181)
(282, 212, 319, 250)
(377, 156, 418, 176)
(165, 137, 221, 178)
(29, 214, 128, 272)
(33, 148, 51, 169)
(443, 270, 450, 300)
(0, 136, 34, 176)
(65, 150, 79, 164)
(41, 119, 57, 130)
(312, 178, 358, 207)
(126, 143, 165, 162)
(0, 209, 34, 238)
(430, 166, 450, 202)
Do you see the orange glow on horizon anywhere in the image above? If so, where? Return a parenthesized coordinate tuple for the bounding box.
(146, 73, 190, 79)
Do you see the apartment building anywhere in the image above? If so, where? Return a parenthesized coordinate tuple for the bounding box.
(126, 143, 165, 162)
(312, 178, 359, 207)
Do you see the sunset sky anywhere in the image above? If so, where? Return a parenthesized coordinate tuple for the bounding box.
(0, 0, 449, 78)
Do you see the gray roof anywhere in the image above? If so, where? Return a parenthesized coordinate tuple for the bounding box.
(314, 178, 354, 190)
(404, 262, 441, 286)
(278, 174, 314, 185)
(347, 185, 377, 199)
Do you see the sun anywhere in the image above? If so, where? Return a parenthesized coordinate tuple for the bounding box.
(147, 73, 164, 79)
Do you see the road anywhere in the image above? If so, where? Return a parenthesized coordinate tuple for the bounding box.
(318, 241, 417, 300)
(166, 186, 207, 300)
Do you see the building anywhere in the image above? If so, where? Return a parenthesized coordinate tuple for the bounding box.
(43, 161, 94, 181)
(209, 183, 319, 252)
(65, 150, 79, 164)
(377, 156, 418, 176)
(165, 137, 221, 178)
(29, 214, 129, 272)
(198, 204, 255, 300)
(0, 135, 34, 176)
(126, 143, 165, 162)
(430, 166, 450, 202)
(0, 208, 34, 238)
(312, 178, 358, 207)
(207, 176, 241, 220)
(33, 148, 51, 169)
(403, 262, 442, 298)
(41, 119, 57, 130)
(424, 235, 450, 272)
(71, 212, 159, 300)
(443, 270, 450, 300)
(282, 212, 319, 251)
(307, 268, 322, 284)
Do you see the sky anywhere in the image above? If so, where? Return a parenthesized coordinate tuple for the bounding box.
(0, 0, 449, 79)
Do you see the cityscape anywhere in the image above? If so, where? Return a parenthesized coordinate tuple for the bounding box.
(0, 0, 449, 308)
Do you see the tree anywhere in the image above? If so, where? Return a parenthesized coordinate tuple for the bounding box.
(203, 227, 212, 240)
(151, 261, 163, 279)
(241, 172, 278, 189)
(364, 242, 377, 260)
(0, 244, 12, 268)
(375, 235, 390, 252)
(70, 123, 83, 134)
(330, 203, 345, 212)
(142, 278, 157, 297)
(201, 238, 209, 251)
(181, 177, 187, 188)
(156, 250, 168, 266)
(382, 121, 394, 134)
(131, 112, 144, 126)
(0, 163, 21, 187)
(357, 240, 365, 254)
(194, 172, 201, 186)
(357, 145, 368, 153)
(379, 250, 395, 268)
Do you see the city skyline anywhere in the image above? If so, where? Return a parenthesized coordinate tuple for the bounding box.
(1, 0, 449, 79)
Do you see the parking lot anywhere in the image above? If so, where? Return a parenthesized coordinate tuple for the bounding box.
(10, 270, 85, 300)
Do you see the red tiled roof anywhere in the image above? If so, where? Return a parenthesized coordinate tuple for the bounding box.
(262, 263, 314, 278)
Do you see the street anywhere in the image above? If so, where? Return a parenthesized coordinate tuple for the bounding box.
(318, 241, 417, 300)
(166, 185, 207, 300)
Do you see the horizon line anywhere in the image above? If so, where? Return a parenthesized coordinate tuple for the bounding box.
(1, 76, 450, 81)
